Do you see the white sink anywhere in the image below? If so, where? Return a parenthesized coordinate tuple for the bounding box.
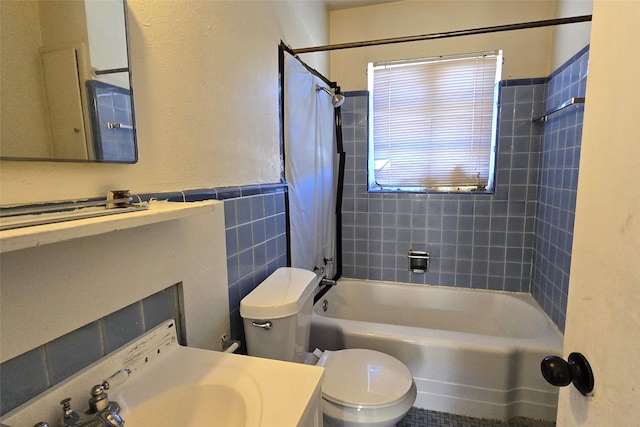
(123, 384, 253, 425)
(115, 357, 264, 426)
(0, 320, 324, 427)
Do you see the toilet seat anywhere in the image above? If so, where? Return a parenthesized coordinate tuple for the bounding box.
(317, 349, 414, 408)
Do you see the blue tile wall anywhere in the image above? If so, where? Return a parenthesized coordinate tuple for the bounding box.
(222, 188, 288, 343)
(0, 285, 181, 415)
(340, 82, 544, 292)
(531, 47, 589, 332)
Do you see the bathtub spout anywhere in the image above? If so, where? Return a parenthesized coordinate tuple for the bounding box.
(320, 278, 337, 287)
(314, 277, 337, 305)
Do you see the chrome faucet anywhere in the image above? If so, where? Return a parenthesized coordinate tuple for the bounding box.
(320, 278, 337, 287)
(59, 382, 124, 427)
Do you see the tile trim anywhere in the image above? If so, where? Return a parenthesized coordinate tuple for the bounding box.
(1, 183, 288, 212)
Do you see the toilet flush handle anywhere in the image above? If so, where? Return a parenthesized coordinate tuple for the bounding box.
(252, 321, 272, 330)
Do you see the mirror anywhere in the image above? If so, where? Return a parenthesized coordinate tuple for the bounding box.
(0, 0, 137, 163)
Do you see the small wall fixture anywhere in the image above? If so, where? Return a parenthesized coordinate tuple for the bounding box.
(408, 249, 430, 273)
(541, 352, 594, 396)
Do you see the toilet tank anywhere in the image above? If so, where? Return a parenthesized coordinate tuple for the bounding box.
(240, 267, 318, 363)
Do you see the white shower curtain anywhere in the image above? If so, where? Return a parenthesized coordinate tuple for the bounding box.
(284, 53, 338, 279)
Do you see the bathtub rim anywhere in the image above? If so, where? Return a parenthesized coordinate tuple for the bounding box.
(312, 277, 563, 353)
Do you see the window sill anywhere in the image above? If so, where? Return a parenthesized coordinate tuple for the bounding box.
(367, 187, 494, 195)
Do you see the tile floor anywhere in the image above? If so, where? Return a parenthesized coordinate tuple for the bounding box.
(398, 407, 555, 427)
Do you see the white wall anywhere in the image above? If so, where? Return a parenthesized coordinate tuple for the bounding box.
(85, 0, 130, 88)
(557, 1, 640, 424)
(551, 0, 592, 70)
(0, 1, 54, 159)
(329, 0, 562, 90)
(0, 0, 329, 206)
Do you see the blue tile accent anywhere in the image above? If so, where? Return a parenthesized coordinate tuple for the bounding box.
(237, 223, 253, 251)
(0, 285, 182, 415)
(251, 196, 265, 220)
(141, 191, 185, 202)
(217, 187, 242, 200)
(184, 189, 217, 201)
(240, 184, 262, 196)
(103, 302, 144, 353)
(501, 78, 547, 86)
(45, 322, 103, 385)
(235, 197, 252, 225)
(142, 286, 181, 334)
(0, 347, 48, 415)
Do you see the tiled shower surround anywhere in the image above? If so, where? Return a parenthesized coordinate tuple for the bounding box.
(531, 46, 589, 331)
(341, 85, 544, 292)
(341, 46, 588, 331)
(0, 184, 288, 415)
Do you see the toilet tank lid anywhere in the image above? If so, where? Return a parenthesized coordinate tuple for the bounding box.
(240, 267, 318, 319)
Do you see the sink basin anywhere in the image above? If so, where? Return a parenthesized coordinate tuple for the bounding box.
(114, 352, 264, 426)
(122, 384, 256, 425)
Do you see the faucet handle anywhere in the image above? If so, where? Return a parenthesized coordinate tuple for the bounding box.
(59, 398, 80, 426)
(89, 384, 109, 413)
(97, 411, 124, 427)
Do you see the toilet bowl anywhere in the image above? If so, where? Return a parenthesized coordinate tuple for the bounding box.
(318, 349, 417, 427)
(240, 267, 416, 426)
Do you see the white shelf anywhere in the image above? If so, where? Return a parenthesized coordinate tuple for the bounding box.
(0, 200, 220, 253)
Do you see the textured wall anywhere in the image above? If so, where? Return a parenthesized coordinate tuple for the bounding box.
(1, 1, 329, 205)
(329, 0, 557, 90)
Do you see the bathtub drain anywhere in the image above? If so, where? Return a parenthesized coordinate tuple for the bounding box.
(322, 299, 328, 312)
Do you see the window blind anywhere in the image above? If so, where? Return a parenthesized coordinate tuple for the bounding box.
(368, 51, 502, 192)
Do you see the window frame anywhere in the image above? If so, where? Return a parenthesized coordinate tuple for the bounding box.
(367, 50, 503, 194)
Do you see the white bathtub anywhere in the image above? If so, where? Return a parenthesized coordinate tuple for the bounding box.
(309, 278, 563, 422)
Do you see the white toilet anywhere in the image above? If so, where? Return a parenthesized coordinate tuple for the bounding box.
(240, 267, 416, 427)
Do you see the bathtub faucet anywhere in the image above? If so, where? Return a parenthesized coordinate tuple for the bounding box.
(320, 278, 337, 287)
(314, 277, 337, 305)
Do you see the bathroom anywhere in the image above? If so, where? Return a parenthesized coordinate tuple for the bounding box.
(1, 0, 638, 425)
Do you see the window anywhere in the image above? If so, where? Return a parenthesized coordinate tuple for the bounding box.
(367, 51, 502, 193)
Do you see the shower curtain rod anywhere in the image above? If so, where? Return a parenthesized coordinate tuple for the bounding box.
(292, 15, 592, 54)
